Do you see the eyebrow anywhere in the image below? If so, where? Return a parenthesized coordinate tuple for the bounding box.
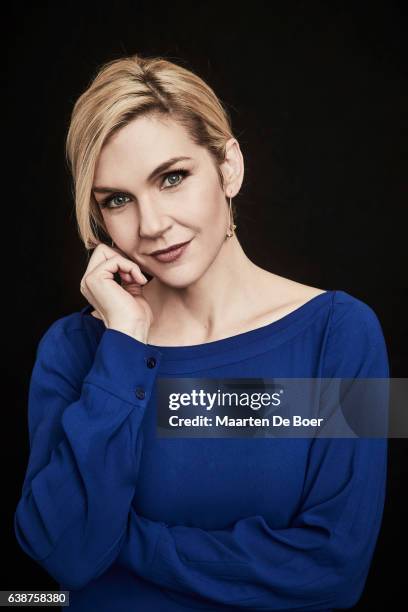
(92, 156, 193, 194)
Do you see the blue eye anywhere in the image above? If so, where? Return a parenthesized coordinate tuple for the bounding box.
(102, 194, 131, 209)
(99, 167, 191, 210)
(162, 169, 189, 188)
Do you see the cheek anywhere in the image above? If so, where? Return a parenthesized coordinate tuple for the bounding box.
(186, 182, 226, 228)
(104, 209, 140, 241)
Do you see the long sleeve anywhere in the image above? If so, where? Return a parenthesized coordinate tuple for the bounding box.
(14, 321, 164, 590)
(114, 299, 390, 610)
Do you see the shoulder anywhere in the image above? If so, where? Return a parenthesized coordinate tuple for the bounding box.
(323, 290, 389, 378)
(34, 306, 103, 380)
(280, 279, 385, 345)
(256, 273, 328, 320)
(328, 290, 386, 344)
(37, 307, 89, 352)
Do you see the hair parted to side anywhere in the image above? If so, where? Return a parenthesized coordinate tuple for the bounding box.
(65, 53, 238, 250)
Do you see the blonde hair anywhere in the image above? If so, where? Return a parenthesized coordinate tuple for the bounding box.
(65, 53, 238, 250)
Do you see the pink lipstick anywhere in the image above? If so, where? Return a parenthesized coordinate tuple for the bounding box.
(151, 240, 191, 263)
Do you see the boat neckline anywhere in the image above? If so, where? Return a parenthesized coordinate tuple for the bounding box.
(81, 289, 335, 360)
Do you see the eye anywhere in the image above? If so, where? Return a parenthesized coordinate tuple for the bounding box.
(98, 167, 191, 210)
(162, 168, 190, 189)
(99, 194, 131, 209)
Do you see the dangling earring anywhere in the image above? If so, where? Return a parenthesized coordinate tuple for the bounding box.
(226, 194, 237, 238)
(111, 239, 115, 247)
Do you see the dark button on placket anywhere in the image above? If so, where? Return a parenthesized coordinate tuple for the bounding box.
(135, 387, 145, 400)
(146, 357, 157, 368)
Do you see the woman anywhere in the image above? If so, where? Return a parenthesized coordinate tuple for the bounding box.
(14, 53, 389, 611)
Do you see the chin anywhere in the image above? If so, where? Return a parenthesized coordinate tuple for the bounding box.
(156, 267, 203, 290)
(161, 277, 196, 290)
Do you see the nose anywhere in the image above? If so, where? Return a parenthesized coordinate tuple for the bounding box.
(138, 199, 171, 239)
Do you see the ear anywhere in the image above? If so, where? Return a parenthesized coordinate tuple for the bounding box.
(220, 137, 245, 197)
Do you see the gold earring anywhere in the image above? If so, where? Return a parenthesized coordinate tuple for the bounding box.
(226, 195, 237, 238)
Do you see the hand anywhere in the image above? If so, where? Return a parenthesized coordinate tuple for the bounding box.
(80, 243, 154, 342)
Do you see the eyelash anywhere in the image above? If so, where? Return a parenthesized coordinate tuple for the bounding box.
(98, 167, 191, 210)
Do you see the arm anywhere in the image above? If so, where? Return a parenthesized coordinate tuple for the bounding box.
(115, 299, 390, 610)
(14, 322, 164, 590)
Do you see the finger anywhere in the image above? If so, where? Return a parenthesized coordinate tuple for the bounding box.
(122, 281, 144, 297)
(91, 253, 148, 284)
(131, 266, 147, 284)
(118, 270, 134, 284)
(84, 243, 125, 277)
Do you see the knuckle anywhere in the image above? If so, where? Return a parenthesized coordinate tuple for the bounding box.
(80, 275, 91, 289)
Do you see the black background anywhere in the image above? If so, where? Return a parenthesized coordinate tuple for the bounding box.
(4, 1, 407, 609)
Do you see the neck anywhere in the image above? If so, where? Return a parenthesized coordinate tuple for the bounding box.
(143, 235, 265, 342)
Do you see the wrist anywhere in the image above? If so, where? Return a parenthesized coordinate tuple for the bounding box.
(107, 322, 149, 344)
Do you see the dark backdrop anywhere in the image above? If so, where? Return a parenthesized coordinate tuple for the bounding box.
(4, 1, 407, 609)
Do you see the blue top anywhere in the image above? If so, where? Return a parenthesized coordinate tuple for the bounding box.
(14, 289, 389, 611)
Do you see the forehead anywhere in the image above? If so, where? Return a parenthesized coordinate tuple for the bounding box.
(94, 115, 203, 184)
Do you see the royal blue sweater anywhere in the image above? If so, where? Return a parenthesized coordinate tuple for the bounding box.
(14, 289, 389, 611)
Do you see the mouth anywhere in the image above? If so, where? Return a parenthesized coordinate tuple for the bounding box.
(150, 239, 192, 263)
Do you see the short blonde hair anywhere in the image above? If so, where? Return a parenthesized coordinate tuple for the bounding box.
(65, 53, 238, 250)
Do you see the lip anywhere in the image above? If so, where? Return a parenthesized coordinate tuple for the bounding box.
(151, 239, 192, 263)
(150, 240, 191, 256)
